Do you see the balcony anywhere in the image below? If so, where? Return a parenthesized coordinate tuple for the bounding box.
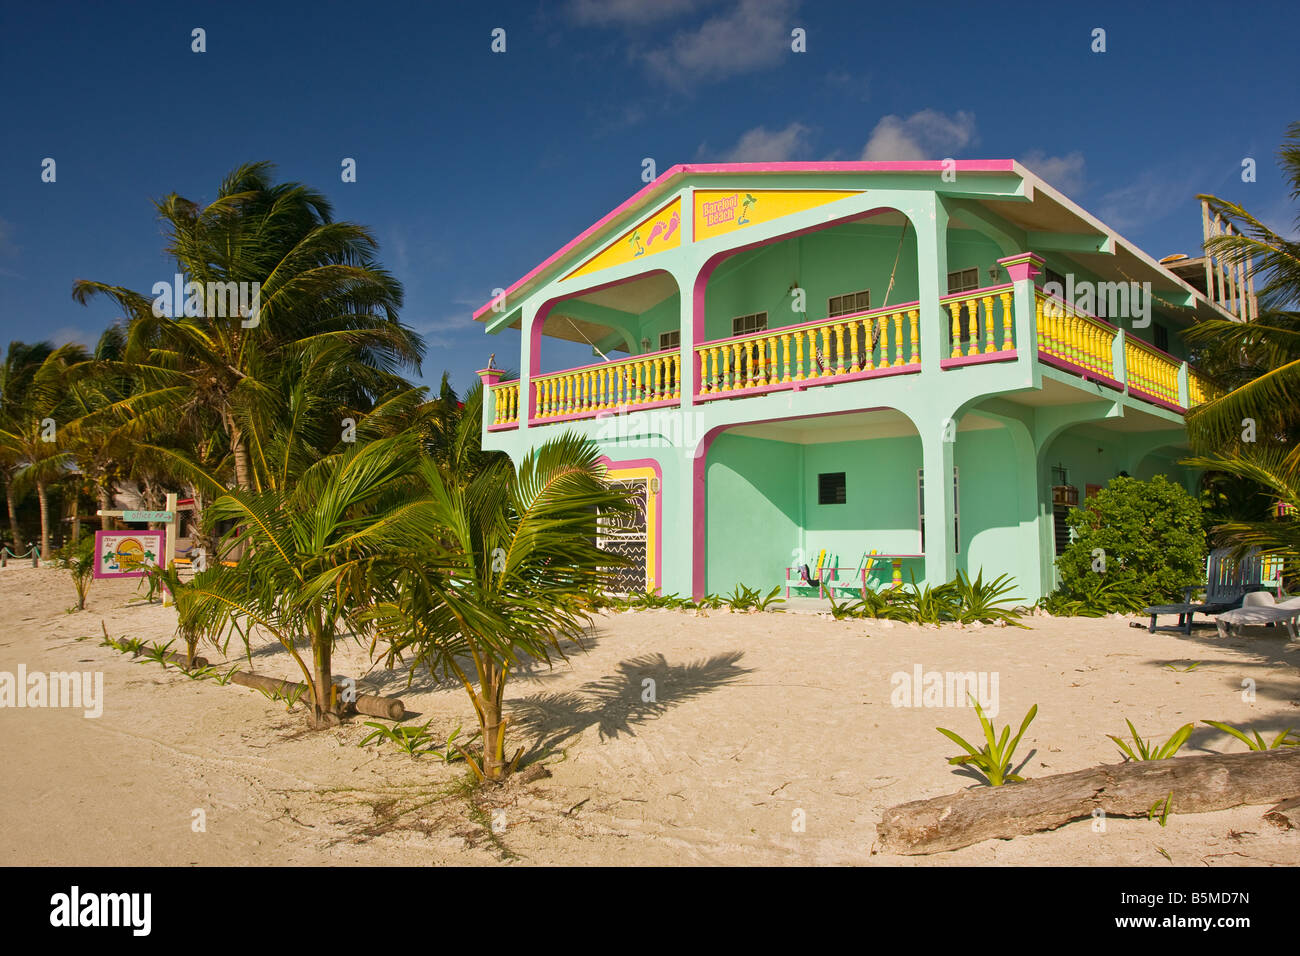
(485, 283, 1211, 430)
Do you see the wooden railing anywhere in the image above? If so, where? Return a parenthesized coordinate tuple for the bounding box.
(1125, 337, 1180, 407)
(1035, 289, 1118, 381)
(696, 302, 920, 395)
(941, 285, 1015, 360)
(534, 348, 681, 420)
(489, 380, 520, 427)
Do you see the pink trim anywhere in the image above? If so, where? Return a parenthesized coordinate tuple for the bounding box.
(1126, 385, 1184, 413)
(996, 252, 1044, 283)
(939, 350, 1018, 368)
(486, 422, 519, 432)
(597, 455, 663, 594)
(478, 368, 506, 387)
(532, 345, 680, 381)
(474, 161, 1016, 321)
(535, 397, 680, 425)
(938, 282, 1015, 303)
(694, 363, 920, 402)
(1037, 352, 1124, 391)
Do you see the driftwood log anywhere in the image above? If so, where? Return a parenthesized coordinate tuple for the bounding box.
(227, 670, 405, 720)
(876, 747, 1300, 855)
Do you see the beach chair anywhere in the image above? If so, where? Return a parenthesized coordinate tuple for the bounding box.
(1142, 548, 1264, 634)
(1215, 592, 1300, 640)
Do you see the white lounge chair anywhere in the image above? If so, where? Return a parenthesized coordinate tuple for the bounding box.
(1215, 591, 1300, 639)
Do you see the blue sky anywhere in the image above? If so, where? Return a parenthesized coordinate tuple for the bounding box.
(1, 0, 1296, 394)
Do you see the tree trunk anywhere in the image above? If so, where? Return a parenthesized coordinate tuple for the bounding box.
(876, 747, 1300, 855)
(230, 422, 252, 491)
(99, 487, 111, 531)
(5, 476, 21, 552)
(36, 480, 50, 560)
(310, 635, 338, 729)
(479, 664, 508, 780)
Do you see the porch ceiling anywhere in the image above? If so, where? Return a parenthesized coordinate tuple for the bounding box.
(726, 408, 1002, 444)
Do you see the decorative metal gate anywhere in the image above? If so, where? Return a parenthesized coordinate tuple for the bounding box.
(599, 478, 648, 594)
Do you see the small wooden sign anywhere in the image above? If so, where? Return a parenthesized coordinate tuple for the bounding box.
(94, 530, 165, 579)
(123, 510, 174, 523)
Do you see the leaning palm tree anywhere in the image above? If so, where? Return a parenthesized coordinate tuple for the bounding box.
(366, 433, 631, 781)
(1183, 122, 1300, 460)
(0, 340, 56, 550)
(0, 343, 88, 557)
(72, 161, 423, 491)
(162, 433, 428, 727)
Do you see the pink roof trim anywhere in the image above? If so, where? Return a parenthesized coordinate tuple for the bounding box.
(472, 160, 1017, 321)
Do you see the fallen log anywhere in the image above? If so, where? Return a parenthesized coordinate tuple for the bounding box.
(227, 670, 405, 720)
(876, 747, 1300, 855)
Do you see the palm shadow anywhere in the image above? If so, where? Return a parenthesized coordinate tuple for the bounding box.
(508, 650, 751, 764)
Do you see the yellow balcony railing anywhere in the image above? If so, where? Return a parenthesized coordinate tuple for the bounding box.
(696, 302, 920, 395)
(1035, 289, 1118, 381)
(489, 380, 520, 426)
(534, 349, 681, 420)
(1187, 370, 1214, 408)
(941, 285, 1015, 360)
(1125, 337, 1180, 406)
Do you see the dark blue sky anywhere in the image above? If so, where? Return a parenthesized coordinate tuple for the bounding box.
(1, 0, 1296, 394)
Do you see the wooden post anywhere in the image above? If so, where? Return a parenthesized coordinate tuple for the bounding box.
(1200, 199, 1214, 305)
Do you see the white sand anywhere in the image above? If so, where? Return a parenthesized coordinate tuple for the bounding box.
(1, 565, 1298, 866)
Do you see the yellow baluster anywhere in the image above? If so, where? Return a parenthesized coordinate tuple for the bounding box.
(781, 333, 792, 382)
(833, 323, 846, 374)
(981, 295, 995, 353)
(754, 338, 767, 386)
(908, 309, 919, 365)
(893, 312, 904, 365)
(818, 327, 831, 377)
(999, 291, 1013, 351)
(949, 301, 962, 358)
(847, 323, 860, 374)
(878, 317, 890, 370)
(966, 300, 979, 357)
(720, 345, 731, 390)
(793, 330, 805, 380)
(672, 353, 681, 399)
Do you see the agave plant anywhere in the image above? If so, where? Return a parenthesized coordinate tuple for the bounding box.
(936, 698, 1038, 787)
(951, 569, 1026, 626)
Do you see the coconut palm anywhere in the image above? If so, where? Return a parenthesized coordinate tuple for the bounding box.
(365, 432, 631, 781)
(0, 340, 56, 550)
(0, 343, 88, 557)
(162, 433, 429, 727)
(71, 161, 424, 491)
(1183, 122, 1300, 459)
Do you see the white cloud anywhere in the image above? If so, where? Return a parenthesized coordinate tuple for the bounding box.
(642, 0, 798, 88)
(1095, 167, 1205, 233)
(860, 109, 976, 161)
(698, 122, 812, 162)
(50, 326, 91, 348)
(1020, 150, 1086, 195)
(568, 0, 703, 26)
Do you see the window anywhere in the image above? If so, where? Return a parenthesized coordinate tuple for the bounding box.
(946, 268, 979, 294)
(1153, 324, 1169, 352)
(1053, 505, 1072, 556)
(828, 289, 870, 318)
(1043, 267, 1067, 292)
(818, 472, 846, 505)
(731, 312, 767, 336)
(658, 330, 680, 350)
(917, 467, 960, 553)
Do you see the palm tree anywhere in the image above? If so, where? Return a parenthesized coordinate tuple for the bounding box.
(163, 434, 429, 727)
(366, 433, 631, 781)
(0, 341, 55, 550)
(0, 343, 88, 557)
(71, 161, 424, 491)
(1183, 122, 1300, 459)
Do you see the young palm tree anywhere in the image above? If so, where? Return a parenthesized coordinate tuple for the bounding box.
(0, 343, 88, 557)
(366, 433, 631, 781)
(71, 161, 423, 491)
(1184, 122, 1300, 459)
(163, 434, 429, 727)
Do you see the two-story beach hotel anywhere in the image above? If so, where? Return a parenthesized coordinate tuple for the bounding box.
(474, 162, 1240, 602)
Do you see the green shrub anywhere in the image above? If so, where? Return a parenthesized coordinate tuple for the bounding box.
(1053, 475, 1206, 611)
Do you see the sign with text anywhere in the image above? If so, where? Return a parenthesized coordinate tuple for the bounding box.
(94, 530, 165, 579)
(123, 510, 174, 523)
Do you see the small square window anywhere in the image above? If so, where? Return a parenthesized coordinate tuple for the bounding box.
(818, 472, 846, 505)
(731, 312, 768, 336)
(828, 289, 870, 318)
(946, 268, 979, 294)
(659, 330, 680, 350)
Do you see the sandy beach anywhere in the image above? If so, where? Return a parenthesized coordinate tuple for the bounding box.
(2, 565, 1298, 866)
